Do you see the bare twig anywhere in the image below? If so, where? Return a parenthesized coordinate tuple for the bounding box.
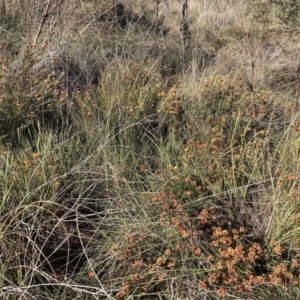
(44, 0, 81, 43)
(33, 0, 65, 44)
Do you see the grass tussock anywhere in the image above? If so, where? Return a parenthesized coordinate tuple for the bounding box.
(1, 0, 300, 299)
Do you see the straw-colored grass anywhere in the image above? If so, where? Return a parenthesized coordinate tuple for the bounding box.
(1, 0, 300, 299)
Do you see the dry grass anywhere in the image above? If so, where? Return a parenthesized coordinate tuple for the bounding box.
(1, 0, 300, 299)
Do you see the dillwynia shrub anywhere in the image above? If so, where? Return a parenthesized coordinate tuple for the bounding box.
(0, 47, 73, 145)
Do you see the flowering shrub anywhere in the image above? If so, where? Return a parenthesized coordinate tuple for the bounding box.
(0, 47, 71, 144)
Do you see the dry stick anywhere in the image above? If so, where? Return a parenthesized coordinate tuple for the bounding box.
(179, 0, 190, 69)
(233, 1, 257, 117)
(44, 0, 81, 44)
(77, 2, 128, 36)
(155, 0, 159, 22)
(249, 49, 256, 118)
(33, 0, 65, 45)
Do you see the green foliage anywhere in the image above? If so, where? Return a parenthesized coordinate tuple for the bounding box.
(275, 0, 300, 27)
(250, 0, 300, 29)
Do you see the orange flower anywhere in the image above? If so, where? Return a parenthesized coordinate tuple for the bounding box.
(32, 153, 40, 160)
(217, 287, 227, 298)
(156, 257, 167, 265)
(158, 272, 167, 281)
(164, 248, 171, 256)
(176, 243, 185, 251)
(198, 209, 209, 224)
(128, 233, 137, 243)
(194, 248, 201, 256)
(207, 254, 214, 262)
(54, 181, 61, 188)
(111, 244, 119, 254)
(208, 274, 218, 285)
(132, 260, 143, 269)
(291, 258, 300, 269)
(140, 285, 147, 292)
(88, 270, 95, 278)
(133, 274, 142, 281)
(273, 245, 282, 256)
(239, 226, 245, 233)
(198, 280, 207, 289)
(181, 230, 190, 238)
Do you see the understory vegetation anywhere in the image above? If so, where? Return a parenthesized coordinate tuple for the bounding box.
(1, 0, 300, 299)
